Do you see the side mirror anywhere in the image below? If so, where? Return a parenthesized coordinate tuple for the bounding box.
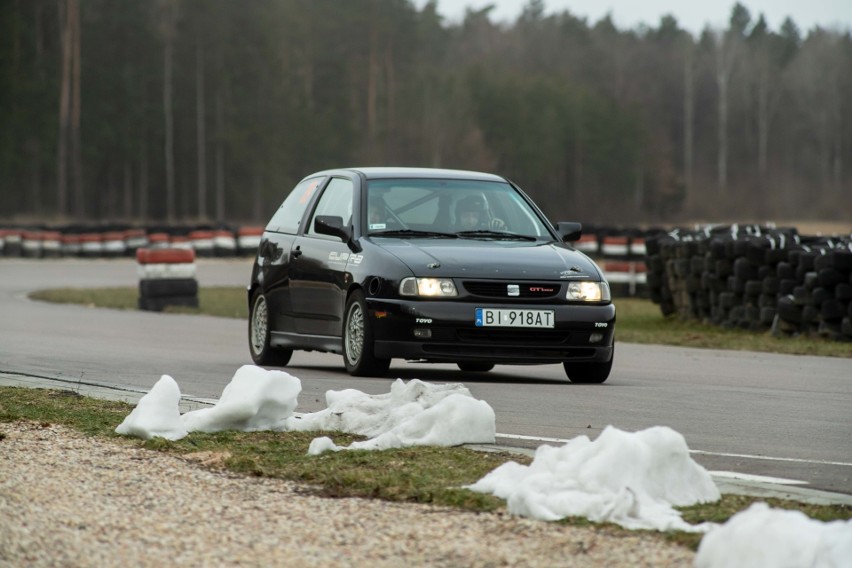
(314, 215, 361, 252)
(555, 222, 583, 243)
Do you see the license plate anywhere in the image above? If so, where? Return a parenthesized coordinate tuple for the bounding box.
(475, 308, 555, 328)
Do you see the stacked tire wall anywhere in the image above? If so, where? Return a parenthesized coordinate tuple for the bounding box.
(0, 224, 261, 259)
(645, 225, 852, 341)
(136, 248, 199, 312)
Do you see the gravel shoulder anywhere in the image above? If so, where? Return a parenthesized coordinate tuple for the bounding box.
(0, 421, 695, 567)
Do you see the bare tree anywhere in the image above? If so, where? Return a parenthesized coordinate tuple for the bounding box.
(57, 0, 73, 217)
(682, 39, 695, 200)
(70, 0, 82, 217)
(215, 89, 225, 222)
(712, 29, 736, 195)
(159, 0, 178, 222)
(196, 24, 207, 220)
(138, 141, 149, 220)
(712, 4, 750, 195)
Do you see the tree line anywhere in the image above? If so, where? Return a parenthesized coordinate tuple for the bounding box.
(1, 0, 850, 226)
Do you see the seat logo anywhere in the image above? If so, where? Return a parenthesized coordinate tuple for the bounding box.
(507, 284, 520, 296)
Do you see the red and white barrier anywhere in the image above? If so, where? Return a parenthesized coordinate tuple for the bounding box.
(213, 229, 237, 257)
(61, 234, 81, 256)
(41, 231, 62, 257)
(237, 227, 263, 256)
(124, 229, 148, 253)
(136, 248, 199, 311)
(573, 234, 599, 255)
(602, 260, 647, 297)
(147, 233, 171, 249)
(190, 230, 215, 257)
(21, 231, 43, 258)
(80, 233, 104, 257)
(601, 236, 630, 258)
(102, 231, 128, 257)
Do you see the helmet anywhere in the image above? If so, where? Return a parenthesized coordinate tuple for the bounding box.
(455, 195, 490, 226)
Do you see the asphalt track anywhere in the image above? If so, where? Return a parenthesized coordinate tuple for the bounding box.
(1, 258, 850, 496)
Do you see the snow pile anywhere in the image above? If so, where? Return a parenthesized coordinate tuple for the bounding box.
(180, 365, 302, 433)
(115, 372, 495, 453)
(115, 365, 301, 440)
(467, 425, 720, 532)
(695, 502, 852, 568)
(115, 374, 188, 440)
(284, 379, 496, 454)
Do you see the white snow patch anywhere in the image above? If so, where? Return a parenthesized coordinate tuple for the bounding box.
(305, 393, 496, 454)
(467, 425, 720, 532)
(115, 372, 495, 453)
(115, 374, 187, 441)
(180, 365, 301, 433)
(695, 502, 852, 568)
(287, 379, 496, 454)
(115, 365, 301, 440)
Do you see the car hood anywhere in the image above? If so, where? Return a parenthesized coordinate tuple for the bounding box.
(373, 239, 603, 280)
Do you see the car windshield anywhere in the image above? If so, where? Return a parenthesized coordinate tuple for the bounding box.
(366, 178, 552, 239)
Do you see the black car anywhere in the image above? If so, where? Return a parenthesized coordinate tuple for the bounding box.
(248, 167, 615, 382)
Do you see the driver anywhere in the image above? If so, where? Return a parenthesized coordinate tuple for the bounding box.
(369, 198, 391, 229)
(455, 195, 506, 231)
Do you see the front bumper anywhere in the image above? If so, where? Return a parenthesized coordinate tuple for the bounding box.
(367, 298, 615, 364)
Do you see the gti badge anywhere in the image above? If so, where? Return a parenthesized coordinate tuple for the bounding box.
(507, 284, 520, 296)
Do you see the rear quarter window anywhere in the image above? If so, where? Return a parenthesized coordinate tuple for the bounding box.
(265, 177, 324, 234)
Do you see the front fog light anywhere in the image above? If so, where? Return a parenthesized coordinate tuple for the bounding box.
(566, 281, 610, 302)
(589, 332, 604, 343)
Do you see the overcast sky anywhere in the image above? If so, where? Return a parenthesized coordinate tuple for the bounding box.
(414, 0, 852, 35)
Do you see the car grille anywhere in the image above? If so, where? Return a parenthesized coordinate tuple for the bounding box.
(462, 281, 561, 299)
(455, 328, 571, 345)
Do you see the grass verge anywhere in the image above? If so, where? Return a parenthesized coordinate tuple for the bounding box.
(29, 287, 852, 357)
(1, 386, 849, 552)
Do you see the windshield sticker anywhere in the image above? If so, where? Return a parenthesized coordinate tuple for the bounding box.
(369, 223, 386, 230)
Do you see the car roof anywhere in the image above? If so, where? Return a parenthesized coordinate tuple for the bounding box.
(310, 167, 507, 183)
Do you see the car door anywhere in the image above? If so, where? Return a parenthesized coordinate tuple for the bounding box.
(289, 176, 357, 336)
(257, 176, 325, 334)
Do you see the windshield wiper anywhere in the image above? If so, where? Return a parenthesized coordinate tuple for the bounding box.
(370, 229, 459, 239)
(455, 230, 538, 241)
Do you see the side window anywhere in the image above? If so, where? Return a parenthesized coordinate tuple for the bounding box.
(265, 177, 324, 234)
(307, 177, 354, 238)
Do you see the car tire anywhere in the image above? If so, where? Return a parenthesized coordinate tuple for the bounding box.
(343, 290, 391, 377)
(248, 289, 293, 367)
(563, 346, 614, 384)
(457, 362, 494, 373)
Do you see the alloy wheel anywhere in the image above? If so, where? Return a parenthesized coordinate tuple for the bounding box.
(251, 295, 268, 357)
(345, 302, 365, 365)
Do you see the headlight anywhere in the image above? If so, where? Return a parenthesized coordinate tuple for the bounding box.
(566, 281, 610, 302)
(399, 277, 457, 297)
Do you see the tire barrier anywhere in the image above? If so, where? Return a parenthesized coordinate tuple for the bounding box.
(237, 227, 263, 256)
(213, 229, 237, 257)
(136, 248, 199, 312)
(0, 224, 264, 260)
(644, 225, 852, 342)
